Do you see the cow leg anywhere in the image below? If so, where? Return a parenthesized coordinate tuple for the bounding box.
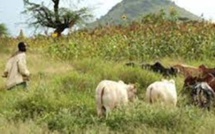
(204, 91, 211, 110)
(105, 107, 112, 118)
(203, 89, 214, 111)
(97, 106, 105, 117)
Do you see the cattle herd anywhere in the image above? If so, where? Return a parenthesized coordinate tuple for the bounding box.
(95, 61, 215, 117)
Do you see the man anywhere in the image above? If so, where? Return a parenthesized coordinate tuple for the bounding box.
(2, 42, 30, 90)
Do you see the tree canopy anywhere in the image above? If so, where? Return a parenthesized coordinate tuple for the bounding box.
(23, 0, 93, 37)
(0, 23, 9, 37)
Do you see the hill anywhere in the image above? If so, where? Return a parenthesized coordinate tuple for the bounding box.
(89, 0, 200, 27)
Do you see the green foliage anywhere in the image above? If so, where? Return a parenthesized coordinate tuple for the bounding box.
(104, 103, 207, 134)
(0, 23, 9, 37)
(0, 38, 13, 54)
(14, 88, 57, 120)
(22, 0, 93, 36)
(45, 105, 96, 133)
(47, 16, 215, 61)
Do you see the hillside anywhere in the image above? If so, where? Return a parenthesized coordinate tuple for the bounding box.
(89, 0, 200, 27)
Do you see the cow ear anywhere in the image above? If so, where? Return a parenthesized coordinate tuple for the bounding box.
(169, 79, 175, 84)
(118, 80, 124, 84)
(161, 79, 168, 82)
(128, 83, 135, 90)
(132, 84, 136, 89)
(176, 68, 180, 73)
(133, 84, 138, 91)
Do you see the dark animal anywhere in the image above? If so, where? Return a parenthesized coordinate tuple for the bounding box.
(125, 62, 136, 67)
(184, 73, 215, 91)
(183, 73, 215, 110)
(191, 82, 215, 110)
(141, 62, 178, 77)
(199, 64, 215, 77)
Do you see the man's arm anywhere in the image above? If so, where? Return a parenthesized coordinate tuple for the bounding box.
(2, 72, 8, 78)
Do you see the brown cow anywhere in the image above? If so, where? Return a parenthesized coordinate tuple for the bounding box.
(184, 73, 215, 90)
(199, 64, 215, 77)
(173, 64, 202, 77)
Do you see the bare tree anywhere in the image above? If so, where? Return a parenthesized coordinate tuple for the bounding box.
(23, 0, 93, 37)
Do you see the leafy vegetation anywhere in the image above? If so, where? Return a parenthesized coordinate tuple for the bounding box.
(48, 12, 215, 61)
(0, 23, 9, 37)
(1, 12, 215, 133)
(22, 0, 93, 37)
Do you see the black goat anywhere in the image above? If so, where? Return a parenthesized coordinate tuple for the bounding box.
(141, 62, 178, 77)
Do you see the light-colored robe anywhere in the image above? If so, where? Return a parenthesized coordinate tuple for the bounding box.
(3, 52, 30, 89)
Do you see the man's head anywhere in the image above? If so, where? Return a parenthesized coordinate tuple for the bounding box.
(18, 42, 27, 52)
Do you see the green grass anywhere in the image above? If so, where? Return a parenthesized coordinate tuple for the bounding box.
(1, 51, 215, 133)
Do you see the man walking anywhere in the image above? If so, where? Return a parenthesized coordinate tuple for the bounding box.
(2, 42, 30, 90)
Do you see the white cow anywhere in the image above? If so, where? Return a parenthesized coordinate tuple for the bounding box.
(146, 79, 177, 106)
(95, 80, 137, 117)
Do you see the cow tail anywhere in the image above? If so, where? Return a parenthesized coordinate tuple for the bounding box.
(99, 87, 105, 111)
(149, 87, 153, 103)
(101, 87, 105, 104)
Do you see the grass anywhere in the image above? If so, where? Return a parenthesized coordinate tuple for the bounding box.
(1, 49, 215, 133)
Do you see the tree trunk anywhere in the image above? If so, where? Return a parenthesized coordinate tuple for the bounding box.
(54, 25, 67, 37)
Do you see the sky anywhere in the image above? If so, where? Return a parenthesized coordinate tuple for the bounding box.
(0, 0, 215, 37)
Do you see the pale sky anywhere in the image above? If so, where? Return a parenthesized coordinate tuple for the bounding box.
(173, 0, 215, 21)
(0, 0, 214, 37)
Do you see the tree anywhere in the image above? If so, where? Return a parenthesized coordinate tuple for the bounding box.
(0, 23, 9, 37)
(22, 0, 93, 37)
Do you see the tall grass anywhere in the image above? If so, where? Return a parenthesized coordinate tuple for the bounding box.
(0, 55, 214, 133)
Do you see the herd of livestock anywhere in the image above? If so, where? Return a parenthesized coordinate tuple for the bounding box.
(95, 61, 215, 117)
